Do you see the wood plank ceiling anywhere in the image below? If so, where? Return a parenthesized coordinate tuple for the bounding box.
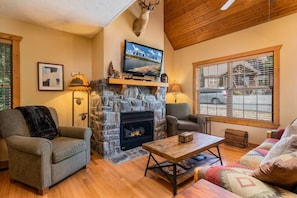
(164, 0, 297, 50)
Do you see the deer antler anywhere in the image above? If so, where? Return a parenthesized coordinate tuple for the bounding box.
(133, 0, 160, 37)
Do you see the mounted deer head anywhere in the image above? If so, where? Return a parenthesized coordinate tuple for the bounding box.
(133, 0, 160, 37)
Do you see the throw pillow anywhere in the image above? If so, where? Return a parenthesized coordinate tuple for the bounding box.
(251, 151, 297, 191)
(282, 118, 297, 138)
(261, 135, 297, 165)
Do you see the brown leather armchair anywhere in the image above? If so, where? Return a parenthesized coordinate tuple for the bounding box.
(166, 103, 207, 136)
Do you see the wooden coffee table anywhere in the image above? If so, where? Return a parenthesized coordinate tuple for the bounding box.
(142, 133, 224, 195)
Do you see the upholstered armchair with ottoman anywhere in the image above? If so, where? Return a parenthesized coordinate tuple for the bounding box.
(194, 121, 297, 197)
(0, 106, 92, 195)
(166, 103, 207, 136)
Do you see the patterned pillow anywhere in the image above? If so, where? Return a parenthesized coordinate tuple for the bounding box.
(251, 151, 297, 191)
(261, 135, 297, 165)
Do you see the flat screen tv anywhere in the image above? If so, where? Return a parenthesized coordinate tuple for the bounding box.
(123, 40, 163, 77)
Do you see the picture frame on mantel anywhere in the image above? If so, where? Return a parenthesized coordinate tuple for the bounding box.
(37, 62, 64, 91)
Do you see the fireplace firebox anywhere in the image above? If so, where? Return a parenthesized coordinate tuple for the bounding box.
(120, 111, 154, 150)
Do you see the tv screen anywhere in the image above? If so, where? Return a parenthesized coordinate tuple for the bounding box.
(123, 40, 163, 77)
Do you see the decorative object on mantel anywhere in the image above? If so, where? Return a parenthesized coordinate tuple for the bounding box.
(68, 73, 90, 126)
(107, 61, 121, 79)
(107, 61, 115, 77)
(114, 70, 121, 78)
(133, 0, 160, 37)
(160, 73, 168, 83)
(178, 132, 193, 143)
(168, 83, 183, 103)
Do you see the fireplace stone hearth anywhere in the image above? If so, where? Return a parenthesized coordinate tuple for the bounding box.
(89, 78, 167, 157)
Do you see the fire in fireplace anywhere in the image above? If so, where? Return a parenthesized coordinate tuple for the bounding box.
(120, 111, 154, 150)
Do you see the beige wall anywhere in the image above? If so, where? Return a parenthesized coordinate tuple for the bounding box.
(0, 1, 164, 126)
(91, 1, 164, 79)
(91, 30, 104, 80)
(165, 13, 297, 144)
(0, 16, 92, 126)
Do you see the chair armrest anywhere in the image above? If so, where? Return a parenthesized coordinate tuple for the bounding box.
(166, 115, 178, 124)
(189, 114, 207, 133)
(59, 126, 92, 140)
(166, 115, 178, 137)
(5, 135, 52, 155)
(266, 128, 284, 139)
(194, 166, 204, 182)
(193, 165, 210, 182)
(188, 114, 206, 123)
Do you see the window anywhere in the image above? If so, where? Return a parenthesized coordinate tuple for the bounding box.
(193, 45, 281, 128)
(0, 33, 22, 110)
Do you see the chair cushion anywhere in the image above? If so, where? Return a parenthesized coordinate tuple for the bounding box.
(52, 137, 86, 163)
(251, 151, 297, 191)
(177, 120, 199, 131)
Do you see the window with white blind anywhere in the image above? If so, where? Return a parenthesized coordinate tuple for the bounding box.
(0, 33, 22, 110)
(193, 46, 281, 128)
(0, 39, 12, 110)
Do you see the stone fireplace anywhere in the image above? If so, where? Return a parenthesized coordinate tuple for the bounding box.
(89, 78, 167, 157)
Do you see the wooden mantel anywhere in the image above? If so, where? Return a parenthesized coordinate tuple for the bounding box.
(107, 78, 169, 94)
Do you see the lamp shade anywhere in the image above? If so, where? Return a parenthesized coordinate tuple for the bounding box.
(169, 84, 183, 93)
(68, 74, 90, 91)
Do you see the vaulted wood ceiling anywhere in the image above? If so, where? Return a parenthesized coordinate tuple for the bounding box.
(164, 0, 297, 50)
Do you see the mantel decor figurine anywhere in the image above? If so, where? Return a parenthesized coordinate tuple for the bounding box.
(160, 73, 168, 83)
(107, 61, 121, 78)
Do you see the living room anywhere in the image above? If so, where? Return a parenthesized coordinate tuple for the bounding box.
(1, 0, 297, 197)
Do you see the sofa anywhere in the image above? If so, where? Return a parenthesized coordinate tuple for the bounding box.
(194, 125, 297, 197)
(0, 106, 92, 195)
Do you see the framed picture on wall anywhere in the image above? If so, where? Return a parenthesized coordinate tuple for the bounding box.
(37, 62, 64, 91)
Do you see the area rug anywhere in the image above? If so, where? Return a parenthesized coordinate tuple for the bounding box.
(106, 147, 149, 164)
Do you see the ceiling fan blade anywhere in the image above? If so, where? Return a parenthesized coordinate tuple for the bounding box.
(221, 0, 235, 10)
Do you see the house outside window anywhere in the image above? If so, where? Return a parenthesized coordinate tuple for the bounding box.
(0, 33, 22, 110)
(193, 45, 281, 128)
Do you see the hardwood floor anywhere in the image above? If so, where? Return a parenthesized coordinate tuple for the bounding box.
(0, 143, 256, 198)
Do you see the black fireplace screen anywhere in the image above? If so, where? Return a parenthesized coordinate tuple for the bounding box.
(120, 111, 154, 150)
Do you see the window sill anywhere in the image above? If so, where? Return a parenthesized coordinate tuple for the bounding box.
(210, 116, 279, 129)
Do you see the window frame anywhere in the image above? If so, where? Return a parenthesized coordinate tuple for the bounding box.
(193, 45, 281, 129)
(0, 32, 22, 108)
